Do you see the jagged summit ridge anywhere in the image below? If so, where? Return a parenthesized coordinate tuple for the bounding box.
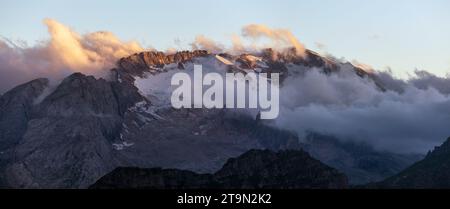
(117, 50, 209, 77)
(113, 47, 376, 86)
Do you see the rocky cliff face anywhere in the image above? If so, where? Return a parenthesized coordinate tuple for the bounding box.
(113, 48, 377, 85)
(90, 149, 348, 189)
(0, 78, 49, 151)
(1, 73, 144, 188)
(0, 78, 49, 186)
(117, 50, 208, 77)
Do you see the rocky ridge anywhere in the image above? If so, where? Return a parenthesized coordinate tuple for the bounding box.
(90, 149, 348, 189)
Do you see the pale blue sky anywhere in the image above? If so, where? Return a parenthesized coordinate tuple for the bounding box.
(1, 0, 450, 77)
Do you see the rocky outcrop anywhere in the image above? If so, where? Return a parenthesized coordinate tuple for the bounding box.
(214, 149, 348, 189)
(260, 48, 339, 72)
(117, 50, 208, 77)
(90, 149, 348, 189)
(258, 48, 385, 88)
(0, 78, 49, 187)
(114, 48, 383, 90)
(0, 78, 48, 151)
(2, 73, 144, 188)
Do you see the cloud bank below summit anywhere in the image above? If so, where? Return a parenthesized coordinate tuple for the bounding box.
(275, 68, 450, 154)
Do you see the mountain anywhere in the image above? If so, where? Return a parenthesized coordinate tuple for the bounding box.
(0, 59, 302, 188)
(375, 137, 450, 188)
(90, 149, 348, 189)
(0, 48, 417, 188)
(303, 133, 422, 185)
(0, 73, 143, 188)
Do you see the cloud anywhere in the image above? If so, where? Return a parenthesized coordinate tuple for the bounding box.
(409, 70, 450, 94)
(274, 67, 450, 154)
(189, 24, 307, 57)
(0, 19, 144, 93)
(241, 24, 306, 57)
(190, 35, 223, 54)
(230, 34, 246, 54)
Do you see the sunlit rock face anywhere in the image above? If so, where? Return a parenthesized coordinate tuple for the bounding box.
(116, 50, 209, 77)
